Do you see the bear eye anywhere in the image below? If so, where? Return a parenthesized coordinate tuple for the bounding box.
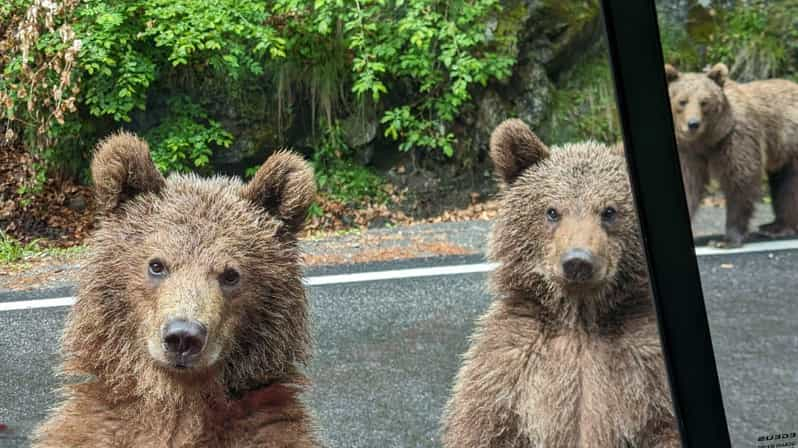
(148, 259, 167, 277)
(600, 206, 617, 223)
(678, 99, 688, 107)
(220, 268, 240, 287)
(546, 208, 560, 223)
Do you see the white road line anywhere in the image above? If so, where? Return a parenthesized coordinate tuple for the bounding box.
(1, 239, 797, 312)
(303, 263, 498, 286)
(694, 238, 798, 256)
(0, 263, 499, 312)
(0, 296, 76, 311)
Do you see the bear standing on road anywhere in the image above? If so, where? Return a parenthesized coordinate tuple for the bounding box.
(33, 133, 321, 447)
(665, 63, 798, 247)
(440, 119, 679, 447)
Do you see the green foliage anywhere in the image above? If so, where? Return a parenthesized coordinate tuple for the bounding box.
(0, 231, 40, 264)
(660, 1, 798, 81)
(315, 161, 387, 204)
(705, 1, 797, 81)
(658, 18, 701, 70)
(275, 0, 515, 158)
(541, 50, 621, 145)
(2, 0, 282, 178)
(310, 121, 386, 204)
(2, 0, 516, 191)
(74, 0, 283, 123)
(375, 0, 516, 157)
(144, 96, 233, 174)
(15, 162, 48, 207)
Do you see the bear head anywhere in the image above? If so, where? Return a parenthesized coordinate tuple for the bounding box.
(664, 63, 732, 145)
(487, 119, 649, 317)
(63, 132, 315, 398)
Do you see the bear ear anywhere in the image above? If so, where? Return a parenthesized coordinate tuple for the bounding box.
(242, 150, 316, 235)
(664, 64, 680, 83)
(706, 63, 728, 86)
(91, 132, 166, 214)
(489, 119, 550, 186)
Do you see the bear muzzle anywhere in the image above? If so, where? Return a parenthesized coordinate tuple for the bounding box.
(161, 318, 208, 369)
(560, 249, 597, 283)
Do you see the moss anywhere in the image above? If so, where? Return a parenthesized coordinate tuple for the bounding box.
(658, 1, 798, 80)
(659, 21, 702, 71)
(707, 1, 797, 81)
(538, 47, 621, 146)
(492, 0, 530, 56)
(540, 0, 599, 32)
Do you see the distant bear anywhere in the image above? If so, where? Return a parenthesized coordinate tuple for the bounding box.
(32, 133, 320, 447)
(665, 63, 798, 247)
(441, 119, 679, 447)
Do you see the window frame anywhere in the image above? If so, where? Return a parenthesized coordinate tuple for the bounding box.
(599, 1, 733, 446)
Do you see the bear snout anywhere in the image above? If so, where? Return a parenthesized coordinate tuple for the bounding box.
(686, 117, 701, 131)
(161, 319, 208, 367)
(560, 249, 596, 283)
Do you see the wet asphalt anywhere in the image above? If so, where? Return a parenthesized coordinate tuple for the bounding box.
(1, 250, 797, 448)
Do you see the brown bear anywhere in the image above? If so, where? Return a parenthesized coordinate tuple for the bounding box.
(665, 63, 798, 247)
(440, 119, 679, 447)
(32, 133, 320, 447)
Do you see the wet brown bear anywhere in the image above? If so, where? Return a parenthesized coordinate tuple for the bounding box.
(441, 120, 679, 447)
(665, 63, 798, 247)
(32, 133, 320, 447)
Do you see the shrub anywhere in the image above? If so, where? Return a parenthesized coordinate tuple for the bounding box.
(659, 0, 798, 81)
(0, 231, 40, 263)
(144, 96, 233, 174)
(308, 121, 386, 205)
(2, 0, 515, 188)
(706, 0, 797, 82)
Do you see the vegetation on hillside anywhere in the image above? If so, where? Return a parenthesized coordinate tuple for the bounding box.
(1, 0, 797, 251)
(1, 0, 513, 198)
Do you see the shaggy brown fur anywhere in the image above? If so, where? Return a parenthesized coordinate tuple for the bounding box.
(32, 132, 320, 447)
(441, 119, 679, 448)
(665, 63, 798, 246)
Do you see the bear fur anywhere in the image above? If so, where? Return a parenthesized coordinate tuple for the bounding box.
(32, 133, 320, 447)
(440, 119, 679, 447)
(665, 62, 798, 247)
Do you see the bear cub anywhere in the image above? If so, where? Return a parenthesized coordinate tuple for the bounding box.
(441, 119, 679, 447)
(33, 133, 320, 447)
(665, 63, 798, 247)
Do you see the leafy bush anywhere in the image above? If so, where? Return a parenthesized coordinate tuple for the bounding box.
(144, 96, 233, 174)
(2, 0, 515, 191)
(274, 0, 516, 158)
(0, 0, 82, 168)
(659, 0, 798, 81)
(705, 0, 797, 82)
(242, 120, 386, 206)
(658, 17, 701, 71)
(0, 231, 40, 263)
(309, 121, 386, 205)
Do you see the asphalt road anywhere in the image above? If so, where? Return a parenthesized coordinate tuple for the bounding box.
(1, 249, 797, 448)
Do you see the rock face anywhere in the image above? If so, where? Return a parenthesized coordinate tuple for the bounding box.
(463, 0, 603, 165)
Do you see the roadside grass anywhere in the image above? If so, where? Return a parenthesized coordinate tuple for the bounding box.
(0, 232, 40, 263)
(0, 231, 86, 265)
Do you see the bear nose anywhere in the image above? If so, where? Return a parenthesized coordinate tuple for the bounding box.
(162, 319, 207, 358)
(687, 118, 700, 130)
(561, 249, 595, 283)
